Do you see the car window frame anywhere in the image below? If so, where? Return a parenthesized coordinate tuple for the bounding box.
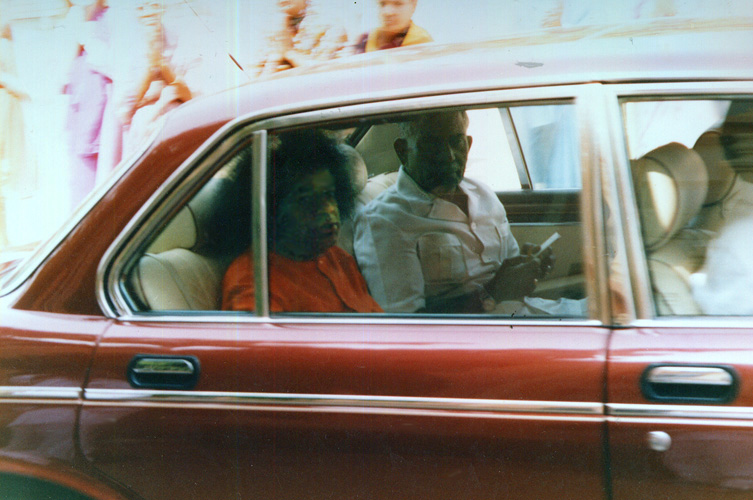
(100, 84, 610, 326)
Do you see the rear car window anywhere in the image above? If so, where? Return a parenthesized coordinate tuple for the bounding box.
(623, 97, 753, 316)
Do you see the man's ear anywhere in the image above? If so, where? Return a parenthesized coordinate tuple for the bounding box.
(467, 135, 473, 150)
(394, 138, 409, 165)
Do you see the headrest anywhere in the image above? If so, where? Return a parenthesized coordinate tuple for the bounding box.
(146, 148, 252, 256)
(693, 130, 736, 205)
(633, 143, 708, 251)
(340, 144, 368, 193)
(720, 100, 753, 179)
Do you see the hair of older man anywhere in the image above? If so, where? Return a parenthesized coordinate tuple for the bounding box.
(269, 129, 357, 221)
(397, 110, 470, 139)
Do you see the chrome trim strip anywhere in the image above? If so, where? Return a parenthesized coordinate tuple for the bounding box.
(84, 389, 602, 416)
(608, 416, 753, 428)
(628, 317, 753, 329)
(107, 313, 604, 327)
(246, 87, 582, 134)
(608, 403, 753, 420)
(609, 81, 753, 98)
(0, 386, 82, 402)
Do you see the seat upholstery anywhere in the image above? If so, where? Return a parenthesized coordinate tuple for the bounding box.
(632, 142, 709, 315)
(130, 152, 251, 311)
(338, 122, 402, 254)
(338, 170, 398, 255)
(133, 249, 229, 310)
(691, 129, 738, 235)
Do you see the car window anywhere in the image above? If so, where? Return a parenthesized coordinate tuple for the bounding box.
(356, 105, 581, 192)
(122, 145, 253, 312)
(253, 104, 587, 318)
(119, 102, 588, 318)
(511, 105, 581, 190)
(623, 97, 753, 316)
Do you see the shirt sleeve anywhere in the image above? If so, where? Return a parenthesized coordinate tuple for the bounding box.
(693, 218, 753, 315)
(354, 212, 425, 312)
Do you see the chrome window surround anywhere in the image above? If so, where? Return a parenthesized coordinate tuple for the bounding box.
(608, 81, 753, 322)
(251, 131, 269, 317)
(99, 84, 607, 324)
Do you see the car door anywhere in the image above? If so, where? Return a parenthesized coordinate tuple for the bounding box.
(84, 89, 611, 500)
(607, 86, 753, 499)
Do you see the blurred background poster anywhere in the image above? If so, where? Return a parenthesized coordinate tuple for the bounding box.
(0, 0, 750, 254)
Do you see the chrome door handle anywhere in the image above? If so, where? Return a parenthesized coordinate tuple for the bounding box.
(641, 365, 738, 403)
(127, 355, 200, 390)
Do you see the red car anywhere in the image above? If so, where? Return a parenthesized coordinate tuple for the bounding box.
(2, 18, 753, 500)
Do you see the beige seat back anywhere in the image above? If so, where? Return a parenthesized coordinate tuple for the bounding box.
(337, 139, 399, 255)
(338, 170, 398, 255)
(691, 129, 737, 235)
(132, 248, 229, 310)
(633, 143, 708, 315)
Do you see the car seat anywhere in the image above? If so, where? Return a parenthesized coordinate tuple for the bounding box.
(632, 142, 709, 315)
(337, 139, 400, 255)
(691, 128, 738, 235)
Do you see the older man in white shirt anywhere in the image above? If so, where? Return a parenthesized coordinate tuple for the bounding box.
(353, 110, 558, 314)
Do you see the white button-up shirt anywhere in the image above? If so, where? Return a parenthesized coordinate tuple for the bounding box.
(354, 168, 519, 312)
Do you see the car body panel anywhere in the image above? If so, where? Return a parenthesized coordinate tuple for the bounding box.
(10, 122, 224, 315)
(608, 325, 753, 499)
(80, 320, 609, 499)
(0, 308, 114, 495)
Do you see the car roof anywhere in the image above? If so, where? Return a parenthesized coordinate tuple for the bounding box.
(164, 17, 753, 142)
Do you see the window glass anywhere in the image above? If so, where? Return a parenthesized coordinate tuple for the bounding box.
(123, 103, 588, 318)
(123, 145, 252, 312)
(624, 98, 753, 316)
(235, 104, 588, 318)
(512, 104, 581, 189)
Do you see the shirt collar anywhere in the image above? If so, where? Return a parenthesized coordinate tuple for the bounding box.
(395, 167, 475, 222)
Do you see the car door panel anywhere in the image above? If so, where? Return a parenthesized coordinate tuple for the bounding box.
(608, 326, 753, 499)
(0, 309, 109, 483)
(81, 320, 609, 500)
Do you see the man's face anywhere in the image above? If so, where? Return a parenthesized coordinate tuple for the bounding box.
(278, 0, 307, 17)
(274, 168, 341, 260)
(377, 0, 417, 34)
(396, 113, 473, 196)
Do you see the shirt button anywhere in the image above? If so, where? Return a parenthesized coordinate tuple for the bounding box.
(471, 222, 477, 230)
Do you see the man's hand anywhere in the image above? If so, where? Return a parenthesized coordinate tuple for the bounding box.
(520, 242, 555, 278)
(486, 243, 556, 302)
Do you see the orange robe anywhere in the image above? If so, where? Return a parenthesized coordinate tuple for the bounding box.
(222, 246, 382, 313)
